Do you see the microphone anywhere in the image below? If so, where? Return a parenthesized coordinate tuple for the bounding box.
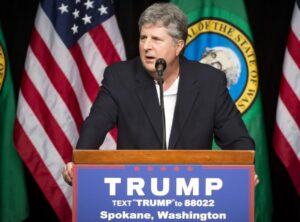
(155, 58, 167, 150)
(155, 58, 167, 76)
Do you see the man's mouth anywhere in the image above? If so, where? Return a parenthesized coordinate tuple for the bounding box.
(144, 55, 156, 62)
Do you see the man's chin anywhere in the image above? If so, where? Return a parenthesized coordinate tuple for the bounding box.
(141, 64, 156, 76)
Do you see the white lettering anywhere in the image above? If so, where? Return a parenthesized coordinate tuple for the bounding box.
(100, 211, 152, 221)
(152, 178, 170, 196)
(127, 178, 145, 196)
(205, 178, 223, 196)
(104, 178, 121, 196)
(104, 177, 223, 196)
(176, 178, 199, 196)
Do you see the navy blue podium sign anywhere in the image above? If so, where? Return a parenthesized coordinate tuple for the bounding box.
(73, 164, 254, 222)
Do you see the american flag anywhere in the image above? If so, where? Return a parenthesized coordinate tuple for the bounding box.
(273, 0, 300, 196)
(13, 0, 125, 220)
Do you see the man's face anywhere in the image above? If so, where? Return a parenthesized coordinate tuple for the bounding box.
(139, 24, 183, 77)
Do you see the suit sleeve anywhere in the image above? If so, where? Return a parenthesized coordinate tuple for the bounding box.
(76, 67, 118, 149)
(213, 73, 255, 150)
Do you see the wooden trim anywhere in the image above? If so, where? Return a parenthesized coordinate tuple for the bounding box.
(73, 150, 255, 165)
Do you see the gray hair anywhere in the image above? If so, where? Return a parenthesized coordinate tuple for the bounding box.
(138, 3, 188, 42)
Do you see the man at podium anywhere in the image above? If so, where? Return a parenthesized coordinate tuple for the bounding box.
(63, 3, 255, 185)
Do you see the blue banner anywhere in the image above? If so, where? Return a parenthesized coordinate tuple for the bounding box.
(73, 165, 254, 222)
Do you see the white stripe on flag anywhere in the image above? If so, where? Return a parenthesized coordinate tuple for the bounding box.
(100, 134, 117, 150)
(282, 49, 300, 99)
(291, 3, 300, 39)
(276, 97, 300, 158)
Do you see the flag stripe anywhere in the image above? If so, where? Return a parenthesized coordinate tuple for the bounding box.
(102, 16, 126, 61)
(14, 120, 72, 222)
(288, 29, 300, 69)
(282, 50, 300, 99)
(69, 43, 100, 102)
(24, 47, 79, 146)
(99, 130, 117, 149)
(78, 33, 108, 86)
(109, 127, 118, 141)
(275, 97, 300, 158)
(89, 25, 121, 65)
(30, 27, 83, 130)
(279, 75, 300, 129)
(21, 72, 73, 162)
(273, 123, 300, 195)
(292, 1, 300, 40)
(35, 5, 92, 116)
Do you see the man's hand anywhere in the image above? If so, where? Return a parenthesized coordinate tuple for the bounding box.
(62, 162, 74, 186)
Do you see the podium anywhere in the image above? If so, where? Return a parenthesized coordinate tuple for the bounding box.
(73, 150, 255, 222)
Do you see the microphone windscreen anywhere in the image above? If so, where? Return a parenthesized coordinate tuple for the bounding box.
(155, 58, 167, 73)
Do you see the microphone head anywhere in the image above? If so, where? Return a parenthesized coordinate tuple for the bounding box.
(155, 58, 167, 74)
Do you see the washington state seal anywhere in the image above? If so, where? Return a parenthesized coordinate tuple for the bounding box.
(185, 18, 258, 114)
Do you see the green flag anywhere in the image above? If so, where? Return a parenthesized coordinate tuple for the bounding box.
(171, 0, 273, 221)
(0, 25, 29, 221)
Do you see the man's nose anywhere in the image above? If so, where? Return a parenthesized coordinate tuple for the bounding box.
(143, 38, 152, 50)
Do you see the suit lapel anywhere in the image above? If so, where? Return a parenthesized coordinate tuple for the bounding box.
(135, 61, 163, 145)
(169, 59, 200, 148)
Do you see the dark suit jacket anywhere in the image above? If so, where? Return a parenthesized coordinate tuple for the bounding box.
(77, 56, 255, 150)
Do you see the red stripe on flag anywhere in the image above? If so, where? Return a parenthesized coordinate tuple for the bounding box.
(109, 127, 118, 141)
(279, 74, 300, 129)
(21, 71, 73, 162)
(30, 27, 83, 131)
(89, 25, 121, 65)
(273, 123, 300, 196)
(69, 43, 100, 102)
(287, 29, 300, 69)
(14, 120, 72, 222)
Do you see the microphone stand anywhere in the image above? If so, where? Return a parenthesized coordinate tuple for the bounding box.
(157, 73, 167, 150)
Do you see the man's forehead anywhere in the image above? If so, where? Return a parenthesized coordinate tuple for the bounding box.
(142, 21, 168, 29)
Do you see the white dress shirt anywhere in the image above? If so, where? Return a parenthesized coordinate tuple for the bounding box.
(155, 76, 179, 148)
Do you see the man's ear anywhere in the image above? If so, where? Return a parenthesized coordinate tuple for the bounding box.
(176, 40, 185, 56)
